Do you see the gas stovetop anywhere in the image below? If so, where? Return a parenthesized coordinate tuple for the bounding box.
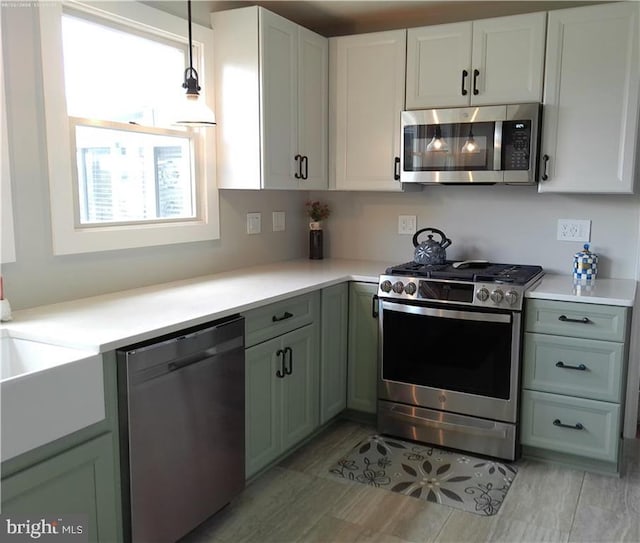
(379, 261, 544, 310)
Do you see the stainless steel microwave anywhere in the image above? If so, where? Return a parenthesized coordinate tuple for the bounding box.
(400, 103, 542, 185)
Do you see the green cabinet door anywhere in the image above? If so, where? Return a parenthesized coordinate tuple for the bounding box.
(245, 323, 320, 478)
(320, 283, 349, 423)
(347, 282, 379, 414)
(245, 337, 282, 478)
(1, 433, 119, 543)
(280, 325, 320, 451)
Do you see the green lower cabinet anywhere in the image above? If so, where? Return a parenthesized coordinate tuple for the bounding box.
(347, 282, 379, 414)
(521, 389, 621, 463)
(320, 283, 349, 424)
(245, 323, 320, 478)
(1, 433, 119, 542)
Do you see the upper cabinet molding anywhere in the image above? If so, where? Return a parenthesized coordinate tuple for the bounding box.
(538, 2, 639, 194)
(211, 7, 328, 190)
(406, 12, 547, 109)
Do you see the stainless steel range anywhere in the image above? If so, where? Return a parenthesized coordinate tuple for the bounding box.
(377, 260, 544, 461)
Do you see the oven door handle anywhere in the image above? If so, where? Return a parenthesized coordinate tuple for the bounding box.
(388, 406, 508, 439)
(381, 300, 512, 324)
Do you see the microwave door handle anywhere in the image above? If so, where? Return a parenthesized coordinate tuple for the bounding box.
(494, 121, 503, 171)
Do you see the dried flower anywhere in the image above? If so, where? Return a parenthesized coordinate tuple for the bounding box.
(305, 200, 330, 222)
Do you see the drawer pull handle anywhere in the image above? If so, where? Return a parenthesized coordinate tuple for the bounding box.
(558, 315, 591, 324)
(272, 311, 293, 322)
(555, 361, 587, 371)
(553, 419, 584, 431)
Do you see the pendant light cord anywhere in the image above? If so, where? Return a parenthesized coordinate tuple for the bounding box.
(187, 0, 194, 71)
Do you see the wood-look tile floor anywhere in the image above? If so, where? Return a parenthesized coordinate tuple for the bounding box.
(181, 420, 640, 543)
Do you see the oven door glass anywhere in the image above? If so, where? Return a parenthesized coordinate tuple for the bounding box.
(403, 121, 496, 172)
(382, 304, 513, 399)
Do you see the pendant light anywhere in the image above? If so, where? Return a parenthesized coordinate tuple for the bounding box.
(174, 0, 216, 127)
(461, 126, 477, 154)
(426, 125, 449, 152)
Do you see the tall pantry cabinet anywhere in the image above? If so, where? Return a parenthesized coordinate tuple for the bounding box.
(211, 7, 328, 190)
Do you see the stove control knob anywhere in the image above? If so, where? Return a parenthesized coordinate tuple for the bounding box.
(476, 287, 490, 302)
(505, 290, 519, 306)
(404, 282, 417, 295)
(392, 281, 405, 294)
(490, 288, 504, 304)
(380, 280, 392, 293)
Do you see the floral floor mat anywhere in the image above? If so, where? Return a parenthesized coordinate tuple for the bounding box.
(328, 434, 517, 516)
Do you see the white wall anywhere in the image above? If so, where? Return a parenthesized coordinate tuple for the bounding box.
(0, 5, 307, 310)
(311, 187, 640, 279)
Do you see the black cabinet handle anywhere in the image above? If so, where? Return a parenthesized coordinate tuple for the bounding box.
(394, 157, 400, 181)
(372, 294, 379, 318)
(301, 155, 308, 180)
(541, 154, 550, 181)
(558, 315, 591, 324)
(272, 311, 293, 323)
(294, 154, 302, 179)
(472, 69, 479, 95)
(276, 348, 286, 378)
(553, 419, 584, 431)
(461, 69, 468, 96)
(284, 346, 293, 376)
(556, 361, 587, 371)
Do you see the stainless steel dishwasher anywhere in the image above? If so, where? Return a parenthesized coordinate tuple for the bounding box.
(117, 315, 245, 543)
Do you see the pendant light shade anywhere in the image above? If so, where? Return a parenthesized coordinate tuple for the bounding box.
(461, 127, 477, 153)
(426, 125, 448, 152)
(174, 0, 216, 127)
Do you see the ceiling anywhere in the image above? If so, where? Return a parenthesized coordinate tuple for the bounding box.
(147, 0, 607, 37)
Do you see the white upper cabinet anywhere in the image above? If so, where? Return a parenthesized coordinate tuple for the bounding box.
(211, 7, 328, 190)
(330, 30, 411, 191)
(538, 2, 639, 194)
(406, 12, 546, 109)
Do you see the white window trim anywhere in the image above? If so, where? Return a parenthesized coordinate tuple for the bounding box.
(39, 1, 219, 255)
(1, 6, 16, 264)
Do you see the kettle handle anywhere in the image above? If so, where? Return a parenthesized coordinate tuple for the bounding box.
(412, 227, 451, 249)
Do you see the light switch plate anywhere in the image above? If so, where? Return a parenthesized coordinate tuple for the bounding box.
(398, 215, 417, 235)
(247, 212, 261, 235)
(272, 211, 285, 232)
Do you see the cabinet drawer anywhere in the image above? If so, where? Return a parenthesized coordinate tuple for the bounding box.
(520, 390, 620, 462)
(523, 333, 624, 402)
(525, 299, 628, 342)
(244, 292, 319, 347)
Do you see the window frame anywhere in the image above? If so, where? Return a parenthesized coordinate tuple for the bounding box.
(39, 1, 219, 255)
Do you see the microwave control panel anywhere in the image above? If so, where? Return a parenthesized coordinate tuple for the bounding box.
(502, 120, 531, 170)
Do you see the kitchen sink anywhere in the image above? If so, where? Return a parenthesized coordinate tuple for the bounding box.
(0, 335, 105, 461)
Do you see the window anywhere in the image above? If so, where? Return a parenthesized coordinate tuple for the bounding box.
(39, 1, 218, 255)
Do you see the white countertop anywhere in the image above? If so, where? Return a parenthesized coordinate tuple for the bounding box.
(2, 259, 390, 352)
(2, 260, 636, 353)
(526, 274, 637, 307)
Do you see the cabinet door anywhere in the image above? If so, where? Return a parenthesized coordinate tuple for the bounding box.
(471, 12, 546, 105)
(331, 30, 407, 191)
(245, 337, 281, 478)
(539, 2, 639, 193)
(347, 282, 380, 413)
(280, 325, 320, 451)
(320, 283, 349, 423)
(1, 434, 119, 543)
(406, 22, 472, 109)
(260, 9, 298, 189)
(298, 27, 328, 190)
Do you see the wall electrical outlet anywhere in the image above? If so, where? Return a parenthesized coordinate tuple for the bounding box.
(557, 219, 591, 242)
(272, 211, 285, 232)
(247, 212, 261, 235)
(398, 215, 417, 235)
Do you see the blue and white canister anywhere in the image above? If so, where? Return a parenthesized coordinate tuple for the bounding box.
(573, 243, 598, 282)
